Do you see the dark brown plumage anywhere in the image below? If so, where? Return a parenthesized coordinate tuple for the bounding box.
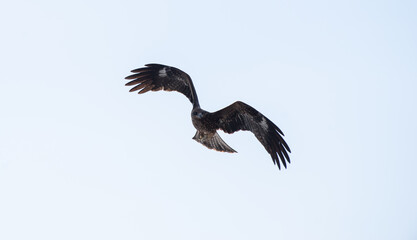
(125, 64, 197, 106)
(125, 63, 291, 169)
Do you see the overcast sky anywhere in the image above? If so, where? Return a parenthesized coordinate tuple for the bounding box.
(1, 0, 416, 239)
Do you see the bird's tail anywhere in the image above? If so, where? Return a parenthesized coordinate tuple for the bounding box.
(192, 131, 237, 153)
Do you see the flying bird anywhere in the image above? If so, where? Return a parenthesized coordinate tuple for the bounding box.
(125, 64, 291, 169)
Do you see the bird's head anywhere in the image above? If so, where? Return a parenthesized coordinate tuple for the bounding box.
(191, 109, 207, 119)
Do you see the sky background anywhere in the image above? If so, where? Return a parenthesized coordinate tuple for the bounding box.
(1, 0, 416, 239)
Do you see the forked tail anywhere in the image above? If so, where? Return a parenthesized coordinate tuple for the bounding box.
(192, 131, 237, 153)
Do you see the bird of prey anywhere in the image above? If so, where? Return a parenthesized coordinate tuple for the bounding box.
(124, 64, 291, 169)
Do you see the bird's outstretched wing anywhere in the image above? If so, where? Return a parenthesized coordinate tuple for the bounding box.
(125, 64, 198, 105)
(208, 101, 291, 169)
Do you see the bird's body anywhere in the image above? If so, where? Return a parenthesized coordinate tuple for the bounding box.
(191, 106, 237, 153)
(125, 63, 291, 169)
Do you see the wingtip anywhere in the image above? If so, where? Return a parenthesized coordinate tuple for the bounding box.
(125, 74, 137, 80)
(276, 163, 288, 170)
(130, 66, 153, 73)
(276, 162, 281, 170)
(273, 153, 290, 170)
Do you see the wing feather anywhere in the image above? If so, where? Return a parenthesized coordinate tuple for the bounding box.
(208, 101, 291, 169)
(125, 72, 152, 80)
(125, 77, 150, 86)
(125, 64, 196, 104)
(130, 67, 154, 73)
(138, 84, 154, 94)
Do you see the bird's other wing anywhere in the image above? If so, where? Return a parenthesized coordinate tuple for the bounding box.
(125, 64, 198, 105)
(208, 101, 291, 169)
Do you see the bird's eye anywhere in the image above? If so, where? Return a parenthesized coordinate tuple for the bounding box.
(192, 112, 197, 115)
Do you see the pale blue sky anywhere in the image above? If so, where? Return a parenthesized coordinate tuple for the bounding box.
(1, 0, 416, 239)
